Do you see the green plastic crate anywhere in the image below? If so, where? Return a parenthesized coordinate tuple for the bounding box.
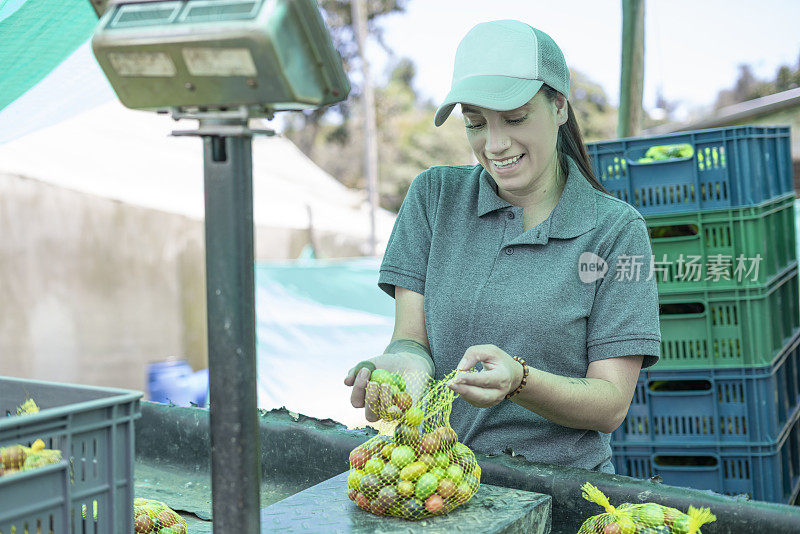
(646, 193, 797, 293)
(657, 263, 800, 370)
(0, 377, 142, 534)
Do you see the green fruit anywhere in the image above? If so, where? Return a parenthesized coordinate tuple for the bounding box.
(390, 445, 416, 469)
(671, 515, 690, 534)
(405, 406, 424, 426)
(445, 464, 464, 484)
(381, 443, 397, 460)
(434, 452, 450, 469)
(636, 503, 665, 526)
(418, 453, 435, 469)
(617, 515, 636, 534)
(453, 482, 472, 502)
(388, 373, 406, 391)
(397, 480, 414, 498)
(346, 469, 364, 491)
(414, 473, 439, 500)
(375, 485, 399, 509)
(364, 457, 384, 475)
(379, 462, 400, 485)
(394, 424, 421, 446)
(370, 369, 391, 383)
(400, 461, 427, 482)
(430, 467, 446, 479)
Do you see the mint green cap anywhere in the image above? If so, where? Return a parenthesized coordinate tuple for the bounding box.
(434, 20, 570, 127)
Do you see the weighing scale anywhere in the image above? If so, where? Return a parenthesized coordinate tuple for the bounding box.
(91, 1, 349, 530)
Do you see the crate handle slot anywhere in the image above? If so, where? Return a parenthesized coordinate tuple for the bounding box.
(660, 302, 705, 316)
(648, 224, 699, 241)
(648, 379, 712, 395)
(653, 454, 719, 470)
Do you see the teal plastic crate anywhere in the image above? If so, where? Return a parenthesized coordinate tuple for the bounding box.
(587, 126, 794, 216)
(658, 263, 800, 370)
(0, 461, 69, 534)
(0, 377, 142, 534)
(647, 194, 797, 293)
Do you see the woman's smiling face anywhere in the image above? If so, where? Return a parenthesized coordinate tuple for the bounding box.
(462, 89, 568, 204)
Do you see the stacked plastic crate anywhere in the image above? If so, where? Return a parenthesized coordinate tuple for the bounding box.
(587, 126, 800, 504)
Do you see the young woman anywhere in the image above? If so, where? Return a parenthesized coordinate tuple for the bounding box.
(345, 19, 660, 473)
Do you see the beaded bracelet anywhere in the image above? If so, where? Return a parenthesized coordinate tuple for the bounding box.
(505, 356, 529, 399)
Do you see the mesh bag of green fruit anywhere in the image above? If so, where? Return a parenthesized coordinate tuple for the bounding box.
(577, 483, 716, 534)
(133, 497, 187, 534)
(346, 367, 481, 520)
(0, 439, 62, 477)
(637, 143, 694, 163)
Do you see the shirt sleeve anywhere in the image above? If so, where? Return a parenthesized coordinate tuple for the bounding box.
(378, 170, 434, 299)
(587, 217, 661, 369)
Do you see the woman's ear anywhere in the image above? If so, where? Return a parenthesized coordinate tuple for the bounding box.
(555, 93, 568, 126)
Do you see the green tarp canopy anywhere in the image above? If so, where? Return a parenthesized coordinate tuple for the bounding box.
(0, 0, 97, 112)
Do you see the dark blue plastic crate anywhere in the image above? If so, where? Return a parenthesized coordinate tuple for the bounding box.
(612, 411, 800, 503)
(613, 331, 800, 444)
(586, 126, 793, 215)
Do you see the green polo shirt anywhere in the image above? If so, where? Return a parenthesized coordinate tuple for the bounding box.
(377, 155, 661, 473)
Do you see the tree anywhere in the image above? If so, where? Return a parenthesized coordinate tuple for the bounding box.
(712, 53, 800, 111)
(284, 0, 408, 157)
(286, 57, 473, 213)
(568, 69, 617, 142)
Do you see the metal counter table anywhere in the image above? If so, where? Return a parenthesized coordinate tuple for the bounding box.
(134, 402, 800, 533)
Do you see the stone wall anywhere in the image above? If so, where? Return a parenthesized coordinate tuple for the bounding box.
(0, 172, 368, 394)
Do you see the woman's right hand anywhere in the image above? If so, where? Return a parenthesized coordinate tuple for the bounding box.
(344, 352, 433, 422)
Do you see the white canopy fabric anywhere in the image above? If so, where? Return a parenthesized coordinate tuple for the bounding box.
(0, 40, 395, 247)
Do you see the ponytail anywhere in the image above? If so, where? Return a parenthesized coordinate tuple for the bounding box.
(541, 85, 609, 194)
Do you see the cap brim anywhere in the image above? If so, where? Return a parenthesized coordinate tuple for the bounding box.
(434, 76, 544, 127)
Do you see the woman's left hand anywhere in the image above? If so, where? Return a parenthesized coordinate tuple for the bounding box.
(448, 344, 524, 407)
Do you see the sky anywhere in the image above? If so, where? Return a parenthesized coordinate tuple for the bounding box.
(365, 0, 800, 122)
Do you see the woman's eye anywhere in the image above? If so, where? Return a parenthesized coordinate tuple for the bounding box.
(465, 122, 484, 130)
(507, 116, 527, 124)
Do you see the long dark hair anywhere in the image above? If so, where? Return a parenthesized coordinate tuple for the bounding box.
(541, 84, 608, 194)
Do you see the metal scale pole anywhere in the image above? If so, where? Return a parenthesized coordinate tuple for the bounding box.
(174, 116, 269, 533)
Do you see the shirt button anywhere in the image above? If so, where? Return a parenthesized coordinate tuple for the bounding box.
(507, 212, 515, 219)
(506, 247, 514, 255)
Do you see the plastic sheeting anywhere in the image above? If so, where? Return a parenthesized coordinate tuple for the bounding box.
(254, 256, 393, 428)
(0, 0, 97, 112)
(0, 39, 116, 145)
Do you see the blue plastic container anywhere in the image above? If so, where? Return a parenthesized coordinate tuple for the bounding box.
(147, 360, 208, 407)
(586, 126, 793, 216)
(613, 331, 800, 445)
(612, 410, 800, 503)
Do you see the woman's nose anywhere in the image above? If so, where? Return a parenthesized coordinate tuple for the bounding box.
(485, 126, 511, 155)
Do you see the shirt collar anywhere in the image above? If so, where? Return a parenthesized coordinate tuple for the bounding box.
(476, 155, 597, 241)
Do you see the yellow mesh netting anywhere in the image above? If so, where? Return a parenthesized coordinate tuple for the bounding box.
(0, 439, 61, 477)
(577, 483, 716, 534)
(346, 368, 480, 520)
(133, 498, 187, 534)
